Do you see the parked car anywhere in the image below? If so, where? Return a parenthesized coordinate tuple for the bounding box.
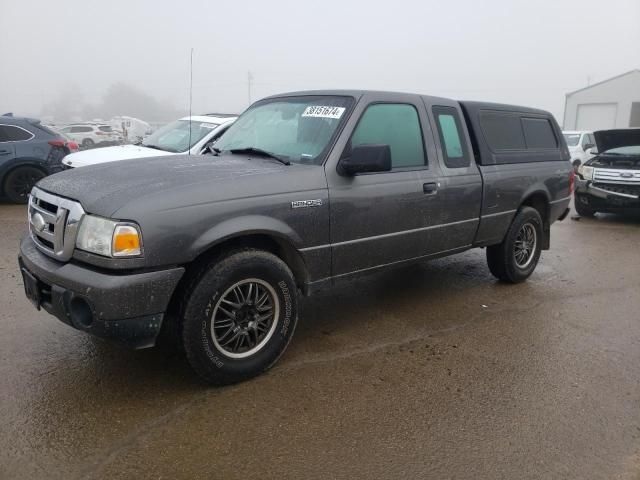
(574, 128, 640, 216)
(61, 114, 236, 168)
(109, 116, 152, 144)
(59, 123, 121, 149)
(0, 115, 78, 203)
(19, 90, 571, 384)
(563, 130, 596, 167)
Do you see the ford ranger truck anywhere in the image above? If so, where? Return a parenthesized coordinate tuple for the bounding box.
(18, 90, 572, 385)
(575, 128, 640, 216)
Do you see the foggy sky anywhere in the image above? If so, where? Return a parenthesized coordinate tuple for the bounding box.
(1, 0, 639, 122)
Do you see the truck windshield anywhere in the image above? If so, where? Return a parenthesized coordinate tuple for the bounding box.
(214, 96, 354, 165)
(142, 120, 219, 153)
(563, 133, 581, 147)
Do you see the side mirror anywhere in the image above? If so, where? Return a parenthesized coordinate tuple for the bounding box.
(583, 143, 594, 151)
(586, 147, 598, 156)
(339, 144, 392, 176)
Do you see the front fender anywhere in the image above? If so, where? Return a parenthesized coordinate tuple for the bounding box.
(190, 214, 304, 258)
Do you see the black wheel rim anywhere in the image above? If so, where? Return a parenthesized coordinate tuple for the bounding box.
(8, 170, 43, 200)
(514, 222, 537, 268)
(210, 279, 279, 359)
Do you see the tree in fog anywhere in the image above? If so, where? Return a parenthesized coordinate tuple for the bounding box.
(88, 83, 184, 122)
(42, 83, 184, 123)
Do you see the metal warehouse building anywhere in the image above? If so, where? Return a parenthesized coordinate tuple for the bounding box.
(563, 69, 640, 130)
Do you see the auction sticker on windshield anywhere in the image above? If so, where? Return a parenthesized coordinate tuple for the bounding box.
(302, 106, 345, 119)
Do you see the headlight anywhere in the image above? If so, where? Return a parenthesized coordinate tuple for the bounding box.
(577, 165, 594, 180)
(76, 215, 142, 257)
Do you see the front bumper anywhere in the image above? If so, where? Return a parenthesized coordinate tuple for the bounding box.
(19, 236, 185, 348)
(575, 178, 640, 211)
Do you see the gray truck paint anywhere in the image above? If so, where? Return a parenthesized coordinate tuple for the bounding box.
(21, 90, 572, 347)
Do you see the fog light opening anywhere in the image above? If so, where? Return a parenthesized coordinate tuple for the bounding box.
(69, 296, 94, 328)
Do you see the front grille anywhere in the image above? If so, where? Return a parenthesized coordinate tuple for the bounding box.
(593, 183, 640, 198)
(28, 187, 85, 261)
(593, 168, 640, 185)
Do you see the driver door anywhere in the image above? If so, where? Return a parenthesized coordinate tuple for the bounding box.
(325, 94, 442, 277)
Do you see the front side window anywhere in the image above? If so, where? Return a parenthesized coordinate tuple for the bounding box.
(350, 103, 425, 169)
(142, 120, 220, 152)
(433, 106, 470, 168)
(215, 96, 354, 165)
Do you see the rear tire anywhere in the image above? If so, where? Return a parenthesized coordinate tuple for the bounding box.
(180, 249, 298, 385)
(3, 166, 45, 203)
(574, 194, 596, 217)
(486, 206, 543, 283)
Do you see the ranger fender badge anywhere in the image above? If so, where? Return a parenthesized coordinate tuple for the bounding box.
(291, 199, 323, 209)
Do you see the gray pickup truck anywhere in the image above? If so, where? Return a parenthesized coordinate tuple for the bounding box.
(19, 90, 572, 384)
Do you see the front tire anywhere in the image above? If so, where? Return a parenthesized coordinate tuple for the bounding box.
(82, 138, 94, 148)
(574, 194, 596, 217)
(4, 166, 45, 203)
(486, 206, 543, 283)
(180, 249, 298, 385)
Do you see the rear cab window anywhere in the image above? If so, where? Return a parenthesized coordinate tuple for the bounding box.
(432, 106, 470, 168)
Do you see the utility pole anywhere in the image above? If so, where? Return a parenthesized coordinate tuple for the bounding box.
(247, 71, 253, 105)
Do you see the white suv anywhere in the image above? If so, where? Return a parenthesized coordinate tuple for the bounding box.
(563, 130, 596, 167)
(60, 123, 121, 149)
(62, 114, 237, 168)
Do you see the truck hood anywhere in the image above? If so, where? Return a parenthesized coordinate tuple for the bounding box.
(62, 144, 175, 167)
(594, 129, 640, 153)
(37, 154, 308, 217)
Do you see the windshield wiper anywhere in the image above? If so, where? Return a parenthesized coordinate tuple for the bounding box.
(228, 147, 290, 166)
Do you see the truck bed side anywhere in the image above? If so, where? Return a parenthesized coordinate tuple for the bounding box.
(459, 101, 572, 247)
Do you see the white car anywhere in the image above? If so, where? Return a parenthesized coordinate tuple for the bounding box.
(62, 114, 236, 168)
(59, 123, 121, 149)
(563, 130, 596, 167)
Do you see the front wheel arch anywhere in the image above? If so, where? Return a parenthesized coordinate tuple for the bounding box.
(2, 164, 47, 203)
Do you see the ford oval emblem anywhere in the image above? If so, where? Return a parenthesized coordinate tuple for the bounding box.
(620, 172, 633, 178)
(31, 212, 46, 232)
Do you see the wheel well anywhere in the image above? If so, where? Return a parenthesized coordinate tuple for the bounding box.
(175, 233, 308, 299)
(215, 234, 306, 285)
(1, 163, 47, 191)
(520, 192, 550, 249)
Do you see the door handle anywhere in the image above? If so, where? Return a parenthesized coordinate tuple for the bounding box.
(423, 182, 438, 195)
(0, 150, 10, 156)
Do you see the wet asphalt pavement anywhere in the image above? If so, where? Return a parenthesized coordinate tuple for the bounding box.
(1, 203, 639, 479)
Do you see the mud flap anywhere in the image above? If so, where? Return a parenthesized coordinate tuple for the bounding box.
(542, 225, 551, 250)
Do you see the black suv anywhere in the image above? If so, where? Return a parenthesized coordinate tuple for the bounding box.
(0, 114, 78, 203)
